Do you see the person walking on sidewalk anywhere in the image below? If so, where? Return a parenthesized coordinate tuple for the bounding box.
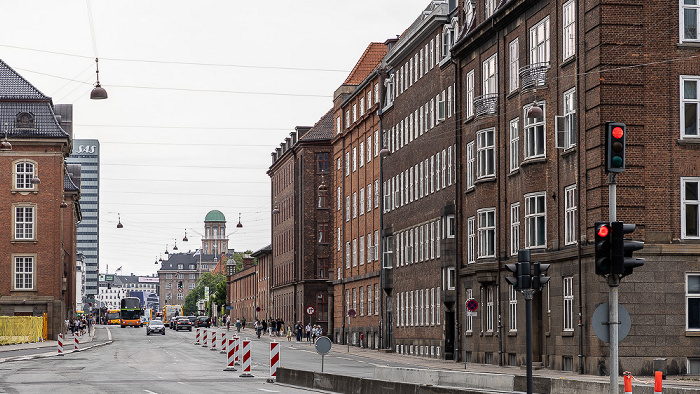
(305, 323, 312, 342)
(286, 326, 292, 341)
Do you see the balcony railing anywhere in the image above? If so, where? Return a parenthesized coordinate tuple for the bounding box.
(519, 62, 550, 90)
(474, 93, 498, 117)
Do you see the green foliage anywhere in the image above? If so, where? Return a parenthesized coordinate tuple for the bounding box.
(182, 272, 226, 315)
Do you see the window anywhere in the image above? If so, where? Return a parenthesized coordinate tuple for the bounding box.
(525, 192, 546, 248)
(352, 239, 358, 267)
(346, 242, 351, 268)
(563, 276, 574, 331)
(509, 285, 517, 332)
(359, 142, 364, 167)
(352, 104, 357, 123)
(511, 203, 521, 256)
(352, 147, 357, 172)
(524, 102, 546, 159)
(337, 227, 341, 251)
(317, 188, 328, 209)
(477, 128, 495, 179)
(466, 289, 473, 333)
(565, 185, 577, 245)
(467, 216, 476, 264)
(360, 287, 364, 315)
(562, 0, 576, 60)
(188, 283, 195, 290)
(478, 208, 496, 258)
(345, 152, 350, 176)
(509, 39, 519, 93)
(189, 273, 196, 279)
(447, 267, 456, 290)
(14, 256, 34, 290)
(446, 214, 455, 238)
(367, 137, 372, 163)
(374, 130, 379, 157)
(359, 188, 365, 216)
(345, 110, 350, 129)
(530, 17, 551, 65)
(14, 160, 36, 190)
(486, 286, 494, 332)
(383, 235, 393, 268)
(367, 286, 372, 315)
(510, 118, 519, 172)
(337, 187, 341, 211)
(317, 152, 330, 173)
(466, 141, 475, 189)
(466, 70, 474, 119)
(317, 293, 328, 321)
(375, 180, 380, 208)
(681, 76, 700, 138)
(687, 274, 700, 329)
(345, 196, 350, 221)
(166, 273, 172, 280)
(352, 192, 357, 218)
(682, 177, 700, 238)
(336, 116, 341, 135)
(375, 283, 379, 314)
(556, 89, 577, 149)
(360, 236, 365, 265)
(14, 205, 35, 240)
(317, 223, 329, 244)
(682, 0, 700, 41)
(485, 0, 496, 18)
(482, 54, 497, 96)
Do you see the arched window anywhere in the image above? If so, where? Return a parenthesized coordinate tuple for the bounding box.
(13, 159, 37, 190)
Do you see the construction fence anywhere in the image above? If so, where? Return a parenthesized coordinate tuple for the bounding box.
(0, 314, 47, 345)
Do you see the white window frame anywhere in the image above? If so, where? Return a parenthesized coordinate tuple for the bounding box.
(466, 289, 473, 333)
(466, 70, 475, 119)
(524, 102, 546, 159)
(687, 273, 700, 330)
(565, 185, 577, 245)
(562, 0, 576, 60)
(466, 141, 475, 190)
(486, 286, 494, 332)
(525, 192, 547, 248)
(447, 267, 456, 290)
(477, 128, 495, 179)
(563, 276, 574, 331)
(446, 214, 455, 238)
(529, 16, 550, 65)
(511, 202, 521, 256)
(682, 177, 700, 239)
(467, 216, 476, 264)
(13, 255, 35, 290)
(482, 54, 498, 96)
(509, 285, 517, 332)
(13, 160, 37, 191)
(477, 208, 496, 258)
(509, 38, 519, 93)
(510, 118, 519, 172)
(557, 89, 578, 151)
(13, 204, 36, 241)
(485, 0, 496, 18)
(681, 76, 700, 138)
(681, 0, 700, 42)
(352, 147, 357, 172)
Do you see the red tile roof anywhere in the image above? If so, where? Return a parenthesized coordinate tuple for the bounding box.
(343, 42, 387, 85)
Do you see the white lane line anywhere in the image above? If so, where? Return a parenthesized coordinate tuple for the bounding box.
(144, 391, 158, 394)
(257, 389, 279, 393)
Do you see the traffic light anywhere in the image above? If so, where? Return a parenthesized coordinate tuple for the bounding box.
(595, 221, 612, 276)
(505, 263, 520, 289)
(506, 250, 532, 291)
(610, 221, 644, 277)
(178, 281, 183, 289)
(532, 262, 550, 290)
(606, 122, 626, 173)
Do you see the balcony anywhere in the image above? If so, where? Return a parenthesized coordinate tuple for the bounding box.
(519, 62, 550, 90)
(474, 93, 498, 117)
(381, 267, 393, 291)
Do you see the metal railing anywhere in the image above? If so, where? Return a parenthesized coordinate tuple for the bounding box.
(474, 93, 498, 117)
(519, 62, 550, 90)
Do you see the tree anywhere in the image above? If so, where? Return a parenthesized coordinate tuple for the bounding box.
(182, 272, 226, 315)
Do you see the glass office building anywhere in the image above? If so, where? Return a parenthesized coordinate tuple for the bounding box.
(67, 139, 100, 308)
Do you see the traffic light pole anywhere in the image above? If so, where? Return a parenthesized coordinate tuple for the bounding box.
(523, 288, 534, 394)
(608, 173, 619, 394)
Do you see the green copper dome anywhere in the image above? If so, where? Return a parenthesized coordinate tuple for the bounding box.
(204, 210, 226, 222)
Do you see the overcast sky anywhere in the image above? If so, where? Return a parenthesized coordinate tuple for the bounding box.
(1, 0, 430, 276)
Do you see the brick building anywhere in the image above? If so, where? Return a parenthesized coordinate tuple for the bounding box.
(227, 253, 257, 321)
(331, 43, 385, 348)
(451, 0, 700, 376)
(251, 245, 272, 322)
(157, 251, 218, 311)
(0, 60, 81, 338)
(269, 113, 334, 334)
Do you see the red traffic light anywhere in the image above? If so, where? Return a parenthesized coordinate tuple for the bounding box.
(612, 126, 624, 139)
(597, 224, 610, 238)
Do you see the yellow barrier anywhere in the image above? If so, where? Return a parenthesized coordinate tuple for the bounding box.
(0, 316, 45, 345)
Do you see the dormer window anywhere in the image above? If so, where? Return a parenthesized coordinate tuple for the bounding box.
(16, 112, 34, 129)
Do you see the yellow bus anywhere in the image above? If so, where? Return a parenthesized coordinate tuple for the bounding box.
(106, 309, 121, 325)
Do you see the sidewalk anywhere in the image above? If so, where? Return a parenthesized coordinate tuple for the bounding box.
(0, 324, 106, 362)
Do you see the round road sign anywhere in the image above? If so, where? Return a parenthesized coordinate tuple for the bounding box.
(306, 306, 315, 315)
(315, 336, 332, 355)
(466, 298, 478, 312)
(347, 309, 357, 318)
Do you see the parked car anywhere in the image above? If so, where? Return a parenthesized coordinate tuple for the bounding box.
(174, 316, 192, 331)
(146, 319, 165, 336)
(195, 316, 211, 328)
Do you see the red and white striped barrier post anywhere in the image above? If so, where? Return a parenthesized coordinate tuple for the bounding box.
(655, 371, 663, 394)
(202, 329, 208, 347)
(74, 333, 80, 352)
(210, 331, 217, 351)
(57, 333, 64, 356)
(234, 336, 240, 366)
(223, 338, 237, 371)
(270, 341, 280, 380)
(624, 372, 632, 394)
(220, 331, 227, 354)
(239, 338, 254, 377)
(194, 328, 201, 345)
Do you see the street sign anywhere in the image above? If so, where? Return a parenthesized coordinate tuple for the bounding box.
(466, 311, 477, 317)
(315, 336, 332, 355)
(347, 309, 356, 318)
(306, 306, 315, 315)
(466, 298, 478, 312)
(592, 302, 631, 343)
(178, 288, 183, 293)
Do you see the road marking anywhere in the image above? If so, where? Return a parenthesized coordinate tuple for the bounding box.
(144, 391, 158, 394)
(257, 389, 279, 393)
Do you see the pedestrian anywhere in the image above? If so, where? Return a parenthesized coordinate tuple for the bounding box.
(286, 326, 292, 342)
(305, 323, 312, 342)
(226, 315, 230, 331)
(241, 318, 246, 330)
(256, 321, 263, 338)
(262, 319, 268, 335)
(295, 321, 303, 341)
(235, 318, 242, 333)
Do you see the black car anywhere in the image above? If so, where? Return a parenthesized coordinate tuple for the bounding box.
(174, 316, 192, 331)
(195, 316, 211, 328)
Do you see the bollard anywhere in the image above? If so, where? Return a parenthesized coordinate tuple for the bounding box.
(624, 373, 632, 393)
(202, 329, 208, 347)
(223, 338, 237, 371)
(269, 341, 280, 381)
(57, 333, 64, 356)
(239, 339, 254, 377)
(194, 328, 201, 345)
(234, 336, 241, 366)
(210, 331, 217, 351)
(655, 371, 663, 394)
(74, 333, 80, 352)
(220, 331, 227, 354)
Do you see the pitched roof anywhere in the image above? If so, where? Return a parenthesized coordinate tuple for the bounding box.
(0, 59, 69, 139)
(64, 173, 79, 192)
(343, 43, 386, 86)
(300, 109, 334, 142)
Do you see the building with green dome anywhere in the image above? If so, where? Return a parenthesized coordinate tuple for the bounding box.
(203, 210, 227, 256)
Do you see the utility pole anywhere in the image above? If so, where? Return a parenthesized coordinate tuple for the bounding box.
(608, 172, 619, 394)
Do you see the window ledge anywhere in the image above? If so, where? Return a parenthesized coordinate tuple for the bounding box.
(678, 138, 700, 145)
(560, 146, 577, 157)
(508, 168, 520, 177)
(521, 156, 547, 167)
(508, 331, 517, 337)
(439, 56, 452, 68)
(677, 42, 700, 49)
(465, 186, 475, 194)
(11, 240, 38, 244)
(686, 331, 700, 336)
(560, 56, 576, 68)
(562, 330, 574, 337)
(475, 176, 497, 185)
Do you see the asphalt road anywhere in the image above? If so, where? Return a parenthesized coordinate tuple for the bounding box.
(0, 325, 341, 393)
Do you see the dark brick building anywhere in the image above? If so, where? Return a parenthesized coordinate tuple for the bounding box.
(0, 60, 81, 338)
(269, 112, 334, 334)
(331, 43, 385, 348)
